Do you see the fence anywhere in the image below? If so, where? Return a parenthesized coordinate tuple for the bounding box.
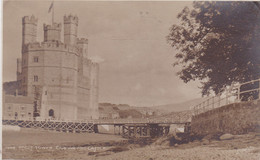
(192, 78, 260, 116)
(3, 117, 187, 125)
(2, 119, 97, 133)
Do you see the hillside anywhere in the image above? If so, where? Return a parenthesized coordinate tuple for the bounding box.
(99, 103, 144, 119)
(152, 110, 193, 122)
(149, 97, 208, 113)
(98, 97, 207, 120)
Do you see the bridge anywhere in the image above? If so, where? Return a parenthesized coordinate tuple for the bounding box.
(5, 78, 258, 138)
(2, 118, 189, 138)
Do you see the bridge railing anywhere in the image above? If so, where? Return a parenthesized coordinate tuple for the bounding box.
(2, 117, 96, 124)
(192, 78, 260, 116)
(2, 117, 186, 124)
(93, 118, 186, 124)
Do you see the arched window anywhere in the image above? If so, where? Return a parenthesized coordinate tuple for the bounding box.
(49, 109, 54, 117)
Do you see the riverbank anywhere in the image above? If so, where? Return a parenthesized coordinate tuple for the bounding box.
(2, 128, 260, 160)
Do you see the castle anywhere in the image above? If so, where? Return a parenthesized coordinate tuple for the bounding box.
(3, 14, 99, 120)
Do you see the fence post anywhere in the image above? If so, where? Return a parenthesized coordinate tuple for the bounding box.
(212, 97, 214, 109)
(226, 89, 228, 105)
(203, 102, 205, 112)
(218, 94, 221, 107)
(207, 99, 209, 111)
(258, 79, 260, 100)
(237, 84, 240, 101)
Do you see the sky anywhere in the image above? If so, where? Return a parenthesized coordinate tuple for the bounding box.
(3, 1, 202, 107)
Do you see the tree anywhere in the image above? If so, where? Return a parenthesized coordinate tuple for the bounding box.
(167, 1, 260, 96)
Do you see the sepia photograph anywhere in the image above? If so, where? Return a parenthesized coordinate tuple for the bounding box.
(2, 1, 260, 159)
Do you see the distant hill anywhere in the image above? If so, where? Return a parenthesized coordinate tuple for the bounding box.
(99, 103, 144, 118)
(149, 97, 208, 113)
(118, 109, 143, 118)
(151, 110, 193, 122)
(99, 97, 208, 119)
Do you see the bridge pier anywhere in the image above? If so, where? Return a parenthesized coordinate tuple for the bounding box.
(94, 124, 99, 133)
(120, 124, 170, 138)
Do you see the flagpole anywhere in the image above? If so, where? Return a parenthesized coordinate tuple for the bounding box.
(52, 1, 54, 25)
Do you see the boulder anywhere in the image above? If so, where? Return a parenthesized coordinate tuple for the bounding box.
(201, 138, 210, 145)
(220, 133, 234, 140)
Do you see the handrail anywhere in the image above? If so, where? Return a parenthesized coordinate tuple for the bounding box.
(2, 118, 187, 124)
(192, 78, 260, 116)
(239, 78, 260, 86)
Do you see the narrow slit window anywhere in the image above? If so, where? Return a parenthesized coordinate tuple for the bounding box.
(34, 56, 39, 62)
(34, 75, 38, 82)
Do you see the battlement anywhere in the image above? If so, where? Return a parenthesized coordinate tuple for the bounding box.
(64, 14, 78, 25)
(43, 23, 62, 31)
(83, 58, 92, 65)
(83, 58, 99, 66)
(77, 38, 88, 44)
(91, 62, 99, 67)
(22, 15, 38, 24)
(23, 42, 80, 55)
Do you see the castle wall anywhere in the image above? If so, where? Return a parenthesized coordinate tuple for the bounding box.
(16, 58, 22, 94)
(13, 15, 100, 121)
(22, 42, 80, 120)
(20, 52, 29, 96)
(26, 49, 44, 97)
(89, 62, 99, 119)
(17, 58, 22, 75)
(76, 57, 91, 119)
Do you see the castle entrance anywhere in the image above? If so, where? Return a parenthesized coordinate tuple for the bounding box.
(49, 109, 54, 118)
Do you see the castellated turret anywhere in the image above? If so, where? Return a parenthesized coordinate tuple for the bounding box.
(64, 15, 78, 45)
(22, 15, 38, 45)
(77, 38, 88, 58)
(43, 23, 62, 42)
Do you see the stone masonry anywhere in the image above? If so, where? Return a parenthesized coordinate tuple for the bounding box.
(191, 100, 260, 136)
(16, 15, 99, 120)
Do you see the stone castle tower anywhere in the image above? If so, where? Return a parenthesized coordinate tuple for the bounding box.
(16, 15, 99, 120)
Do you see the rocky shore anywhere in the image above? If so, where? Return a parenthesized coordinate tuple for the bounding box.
(3, 128, 260, 160)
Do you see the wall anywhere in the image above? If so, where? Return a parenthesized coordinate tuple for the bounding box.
(77, 58, 91, 120)
(3, 95, 34, 120)
(15, 15, 100, 121)
(191, 100, 260, 136)
(22, 42, 79, 120)
(89, 62, 99, 119)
